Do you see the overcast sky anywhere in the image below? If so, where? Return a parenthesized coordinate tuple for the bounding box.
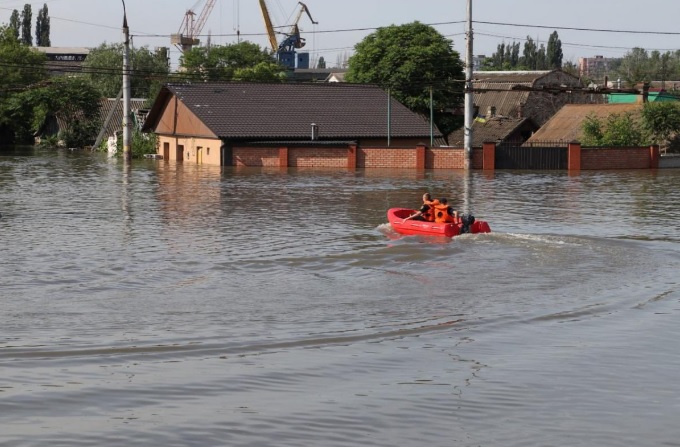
(1, 0, 679, 70)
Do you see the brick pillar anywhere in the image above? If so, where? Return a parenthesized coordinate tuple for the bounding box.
(650, 145, 660, 169)
(278, 146, 288, 167)
(347, 144, 357, 169)
(415, 144, 426, 170)
(482, 142, 495, 171)
(568, 142, 581, 171)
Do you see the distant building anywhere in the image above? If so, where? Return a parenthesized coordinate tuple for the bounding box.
(578, 55, 618, 82)
(33, 47, 90, 76)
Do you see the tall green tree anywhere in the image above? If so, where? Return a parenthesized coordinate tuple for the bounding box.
(521, 36, 537, 69)
(546, 31, 563, 69)
(179, 41, 284, 82)
(35, 4, 50, 47)
(82, 43, 170, 100)
(9, 10, 20, 40)
(0, 25, 46, 90)
(20, 4, 32, 46)
(345, 21, 464, 137)
(0, 25, 48, 142)
(536, 43, 547, 70)
(619, 47, 650, 87)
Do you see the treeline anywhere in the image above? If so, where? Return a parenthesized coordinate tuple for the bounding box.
(7, 3, 50, 47)
(482, 31, 680, 88)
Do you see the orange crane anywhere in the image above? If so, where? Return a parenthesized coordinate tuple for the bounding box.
(171, 0, 217, 52)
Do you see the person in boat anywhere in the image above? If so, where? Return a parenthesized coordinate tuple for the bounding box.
(433, 198, 459, 224)
(404, 193, 439, 221)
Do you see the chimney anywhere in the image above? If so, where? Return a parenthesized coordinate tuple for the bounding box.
(311, 123, 319, 141)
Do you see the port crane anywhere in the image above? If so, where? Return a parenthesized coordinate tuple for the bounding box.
(171, 0, 217, 53)
(258, 0, 317, 68)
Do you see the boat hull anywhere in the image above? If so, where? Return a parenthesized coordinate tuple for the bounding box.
(387, 208, 491, 238)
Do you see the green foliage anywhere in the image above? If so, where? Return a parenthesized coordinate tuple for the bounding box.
(20, 4, 31, 46)
(179, 41, 284, 82)
(345, 21, 464, 136)
(547, 31, 563, 69)
(582, 103, 680, 150)
(9, 10, 20, 39)
(98, 129, 158, 159)
(82, 43, 170, 98)
(581, 112, 650, 147)
(6, 77, 101, 146)
(0, 26, 46, 90)
(35, 4, 50, 47)
(640, 102, 680, 151)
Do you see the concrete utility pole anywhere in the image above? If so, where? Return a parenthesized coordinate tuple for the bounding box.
(463, 0, 473, 170)
(122, 0, 132, 162)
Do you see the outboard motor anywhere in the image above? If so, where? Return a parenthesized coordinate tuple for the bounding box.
(460, 214, 475, 234)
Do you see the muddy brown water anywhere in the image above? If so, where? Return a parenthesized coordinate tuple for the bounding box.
(2, 146, 680, 446)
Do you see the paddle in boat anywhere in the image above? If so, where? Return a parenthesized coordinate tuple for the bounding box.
(387, 208, 491, 238)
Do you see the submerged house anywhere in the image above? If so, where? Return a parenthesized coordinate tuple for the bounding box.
(141, 82, 441, 167)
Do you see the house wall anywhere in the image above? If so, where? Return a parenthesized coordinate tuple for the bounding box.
(154, 97, 217, 138)
(157, 135, 222, 165)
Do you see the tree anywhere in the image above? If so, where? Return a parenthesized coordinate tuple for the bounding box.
(15, 76, 102, 147)
(619, 48, 650, 87)
(82, 43, 170, 99)
(9, 10, 20, 40)
(0, 25, 46, 90)
(35, 4, 50, 47)
(345, 21, 465, 137)
(179, 41, 284, 82)
(640, 102, 680, 152)
(317, 56, 326, 69)
(521, 36, 537, 69)
(547, 31, 563, 69)
(536, 43, 547, 70)
(581, 112, 650, 147)
(20, 4, 32, 46)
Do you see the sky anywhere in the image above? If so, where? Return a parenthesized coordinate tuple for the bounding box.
(1, 0, 679, 70)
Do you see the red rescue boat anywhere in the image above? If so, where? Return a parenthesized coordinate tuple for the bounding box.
(387, 208, 491, 238)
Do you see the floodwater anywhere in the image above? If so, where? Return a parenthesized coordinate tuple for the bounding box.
(1, 146, 680, 447)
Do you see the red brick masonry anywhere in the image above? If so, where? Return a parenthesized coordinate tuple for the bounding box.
(231, 143, 660, 170)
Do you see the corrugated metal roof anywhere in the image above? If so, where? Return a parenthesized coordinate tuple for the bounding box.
(525, 103, 643, 143)
(143, 82, 439, 139)
(472, 70, 552, 84)
(98, 98, 148, 136)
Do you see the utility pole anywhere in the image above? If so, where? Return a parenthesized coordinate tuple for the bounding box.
(463, 0, 473, 170)
(122, 0, 132, 163)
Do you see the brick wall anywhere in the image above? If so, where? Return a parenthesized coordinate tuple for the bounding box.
(232, 145, 487, 169)
(360, 147, 419, 168)
(233, 147, 279, 167)
(289, 147, 347, 168)
(581, 147, 654, 170)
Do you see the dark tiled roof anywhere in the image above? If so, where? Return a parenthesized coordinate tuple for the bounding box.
(447, 117, 533, 146)
(143, 82, 439, 139)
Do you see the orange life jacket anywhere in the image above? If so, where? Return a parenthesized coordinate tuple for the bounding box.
(422, 199, 440, 222)
(433, 204, 455, 224)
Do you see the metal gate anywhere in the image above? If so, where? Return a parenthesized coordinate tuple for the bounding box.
(495, 144, 568, 170)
